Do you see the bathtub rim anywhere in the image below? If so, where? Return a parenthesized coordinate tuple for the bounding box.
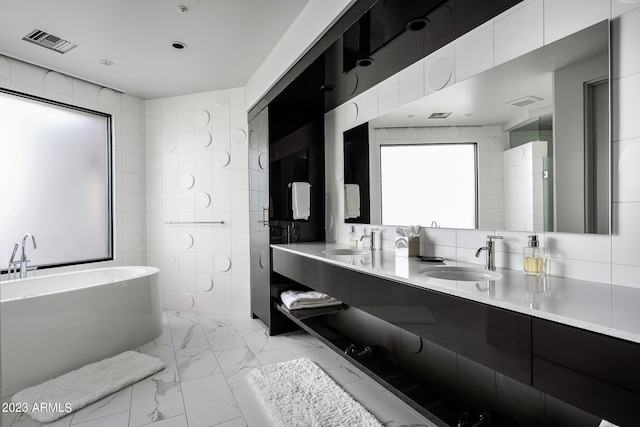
(0, 265, 160, 303)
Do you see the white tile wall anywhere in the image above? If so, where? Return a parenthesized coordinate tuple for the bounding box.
(144, 88, 250, 315)
(0, 55, 147, 273)
(325, 1, 640, 289)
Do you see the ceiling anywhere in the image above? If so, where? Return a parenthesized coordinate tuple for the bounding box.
(0, 0, 310, 100)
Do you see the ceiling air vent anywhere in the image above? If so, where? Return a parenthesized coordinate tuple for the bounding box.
(22, 29, 78, 54)
(428, 112, 451, 119)
(507, 95, 543, 108)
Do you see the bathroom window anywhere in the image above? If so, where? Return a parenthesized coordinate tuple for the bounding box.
(0, 89, 113, 270)
(380, 143, 477, 227)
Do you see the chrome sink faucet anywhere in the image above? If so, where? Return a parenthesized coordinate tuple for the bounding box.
(475, 235, 502, 271)
(19, 233, 37, 278)
(360, 229, 378, 250)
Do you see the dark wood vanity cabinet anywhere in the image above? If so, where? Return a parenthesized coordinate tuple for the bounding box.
(532, 319, 640, 426)
(272, 249, 351, 304)
(350, 271, 531, 385)
(273, 249, 531, 384)
(272, 249, 640, 424)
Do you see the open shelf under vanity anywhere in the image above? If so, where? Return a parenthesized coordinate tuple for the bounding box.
(274, 301, 463, 427)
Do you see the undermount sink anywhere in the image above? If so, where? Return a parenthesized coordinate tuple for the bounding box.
(421, 266, 503, 281)
(321, 248, 370, 256)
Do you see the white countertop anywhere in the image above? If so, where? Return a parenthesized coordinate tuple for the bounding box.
(272, 242, 640, 345)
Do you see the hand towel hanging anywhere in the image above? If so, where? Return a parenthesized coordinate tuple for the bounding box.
(291, 182, 311, 220)
(344, 184, 360, 219)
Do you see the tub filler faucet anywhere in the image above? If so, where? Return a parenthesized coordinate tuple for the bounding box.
(19, 233, 37, 279)
(475, 235, 502, 271)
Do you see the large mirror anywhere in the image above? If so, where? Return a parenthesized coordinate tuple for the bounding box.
(344, 20, 610, 234)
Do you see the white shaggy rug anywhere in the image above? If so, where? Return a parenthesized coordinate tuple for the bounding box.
(247, 357, 383, 427)
(12, 351, 165, 423)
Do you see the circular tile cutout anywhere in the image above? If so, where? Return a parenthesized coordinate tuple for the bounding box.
(346, 72, 359, 95)
(404, 127, 417, 139)
(618, 143, 640, 192)
(180, 173, 195, 189)
(213, 90, 229, 107)
(195, 110, 210, 128)
(258, 153, 267, 171)
(197, 274, 214, 292)
(427, 57, 453, 91)
(345, 103, 359, 124)
(196, 131, 212, 149)
(259, 251, 268, 269)
(376, 128, 389, 139)
(196, 192, 212, 209)
(489, 137, 503, 151)
(99, 87, 119, 106)
(249, 130, 259, 149)
(162, 134, 177, 153)
(45, 71, 70, 93)
(231, 129, 247, 146)
(181, 233, 194, 250)
(215, 150, 230, 167)
(180, 293, 195, 310)
(215, 255, 231, 272)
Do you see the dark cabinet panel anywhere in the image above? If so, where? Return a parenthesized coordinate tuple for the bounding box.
(350, 271, 531, 384)
(454, 0, 493, 35)
(532, 319, 640, 426)
(494, 0, 523, 15)
(317, 262, 351, 304)
(275, 250, 351, 304)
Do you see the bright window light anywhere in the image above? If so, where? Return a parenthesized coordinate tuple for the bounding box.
(380, 143, 477, 227)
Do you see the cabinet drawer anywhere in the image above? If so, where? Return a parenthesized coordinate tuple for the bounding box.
(350, 271, 531, 384)
(532, 318, 640, 425)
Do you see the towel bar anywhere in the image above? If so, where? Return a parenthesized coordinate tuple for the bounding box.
(164, 221, 224, 225)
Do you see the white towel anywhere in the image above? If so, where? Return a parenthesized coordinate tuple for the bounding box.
(281, 290, 342, 310)
(344, 184, 360, 219)
(291, 182, 311, 220)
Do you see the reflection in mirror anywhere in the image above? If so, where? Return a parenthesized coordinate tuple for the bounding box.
(344, 20, 610, 234)
(380, 144, 477, 227)
(344, 124, 370, 223)
(270, 148, 308, 221)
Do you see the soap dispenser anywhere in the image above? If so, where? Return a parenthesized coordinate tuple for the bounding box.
(523, 235, 545, 276)
(349, 226, 358, 248)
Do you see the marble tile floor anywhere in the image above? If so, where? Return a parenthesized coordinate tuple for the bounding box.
(3, 310, 434, 427)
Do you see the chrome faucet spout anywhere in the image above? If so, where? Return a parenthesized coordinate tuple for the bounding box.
(19, 233, 37, 279)
(476, 235, 502, 271)
(475, 246, 488, 258)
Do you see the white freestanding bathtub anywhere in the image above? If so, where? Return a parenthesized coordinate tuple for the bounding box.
(1, 266, 162, 397)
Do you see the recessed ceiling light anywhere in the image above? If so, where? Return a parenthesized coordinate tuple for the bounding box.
(356, 57, 374, 67)
(320, 84, 336, 92)
(172, 41, 187, 50)
(406, 18, 428, 32)
(99, 59, 114, 67)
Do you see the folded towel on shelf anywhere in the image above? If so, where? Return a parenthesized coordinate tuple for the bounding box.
(280, 290, 342, 310)
(291, 182, 311, 220)
(344, 184, 360, 219)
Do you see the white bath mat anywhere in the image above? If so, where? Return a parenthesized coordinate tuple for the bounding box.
(11, 350, 165, 423)
(247, 357, 382, 427)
